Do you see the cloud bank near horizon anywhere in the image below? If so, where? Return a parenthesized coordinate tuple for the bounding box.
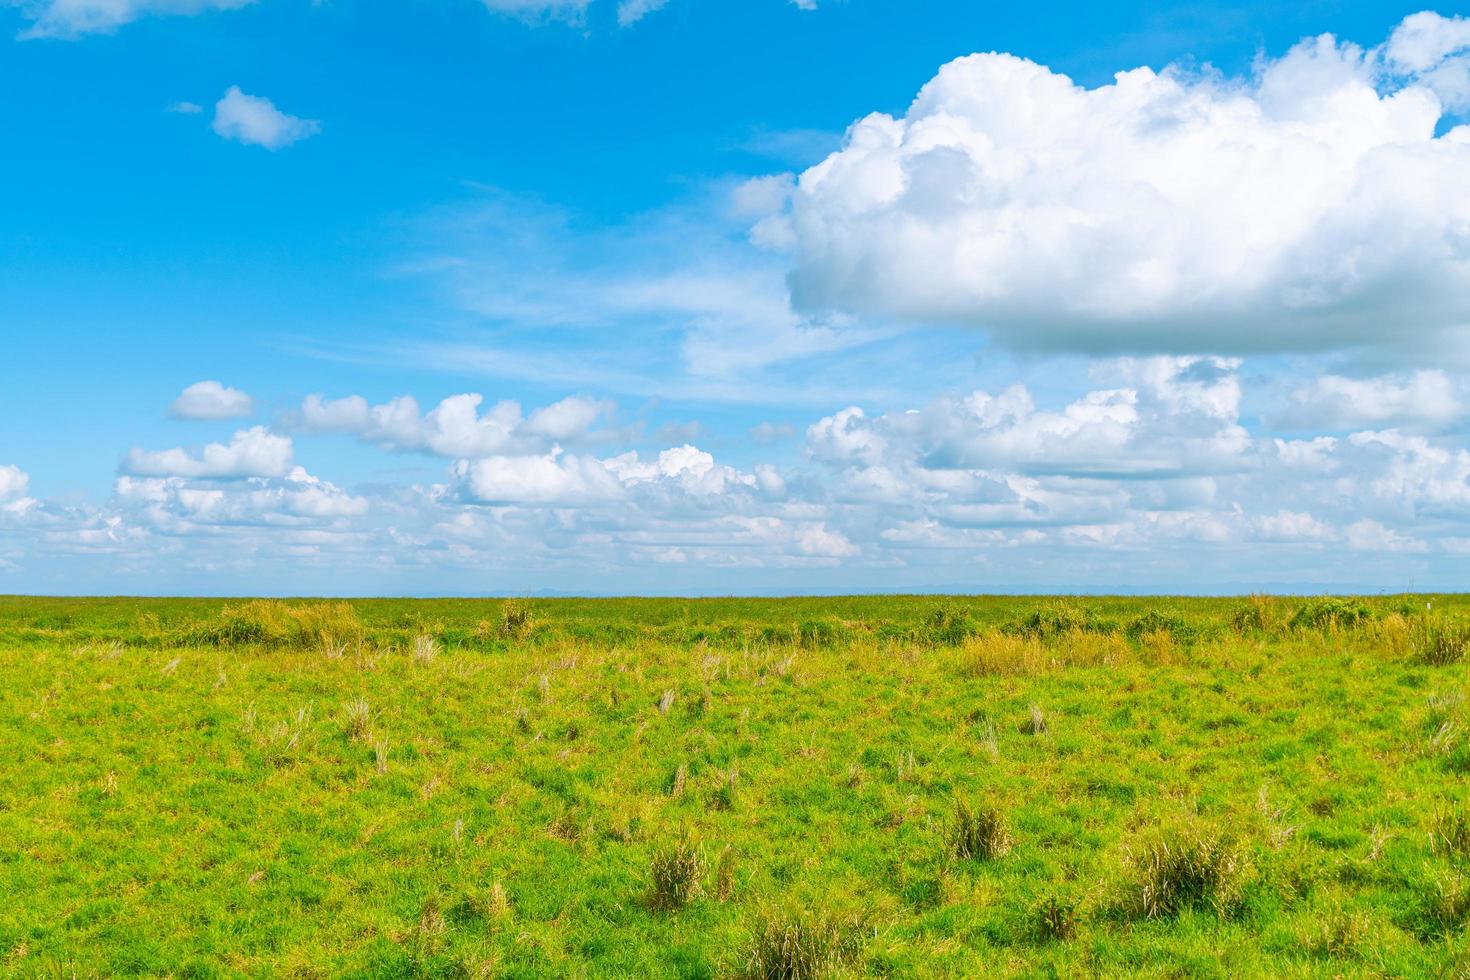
(6, 351, 1470, 592)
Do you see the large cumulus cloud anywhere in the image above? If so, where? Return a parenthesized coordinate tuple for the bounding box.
(768, 13, 1470, 356)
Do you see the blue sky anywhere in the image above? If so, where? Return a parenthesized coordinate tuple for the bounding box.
(3, 0, 1470, 595)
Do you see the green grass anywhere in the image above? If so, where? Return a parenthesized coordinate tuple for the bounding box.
(5, 593, 1470, 975)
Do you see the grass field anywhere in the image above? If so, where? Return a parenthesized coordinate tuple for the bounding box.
(7, 593, 1470, 977)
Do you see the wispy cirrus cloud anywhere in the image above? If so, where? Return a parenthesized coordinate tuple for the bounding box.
(7, 0, 250, 39)
(300, 186, 904, 406)
(479, 0, 816, 27)
(615, 0, 666, 27)
(7, 0, 817, 38)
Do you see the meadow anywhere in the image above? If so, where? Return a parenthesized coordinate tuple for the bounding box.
(5, 593, 1470, 977)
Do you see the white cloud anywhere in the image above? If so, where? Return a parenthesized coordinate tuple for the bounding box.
(721, 515, 856, 561)
(212, 87, 319, 150)
(1385, 11, 1470, 110)
(299, 393, 508, 455)
(480, 0, 591, 22)
(21, 352, 1470, 589)
(732, 174, 795, 218)
(796, 522, 858, 557)
(525, 396, 613, 440)
(754, 463, 786, 497)
(297, 393, 372, 432)
(10, 0, 249, 39)
(168, 380, 254, 420)
(296, 392, 613, 457)
(616, 0, 666, 26)
(7, 0, 804, 41)
(774, 15, 1470, 356)
(1345, 518, 1428, 553)
(1269, 436, 1339, 473)
(167, 101, 204, 115)
(732, 174, 799, 249)
(452, 442, 763, 507)
(606, 444, 757, 495)
(452, 449, 625, 506)
(1250, 510, 1337, 543)
(793, 357, 1403, 558)
(1277, 371, 1462, 430)
(1347, 429, 1470, 516)
(806, 406, 886, 465)
(419, 394, 524, 457)
(810, 357, 1249, 481)
(1386, 12, 1470, 72)
(124, 426, 293, 479)
(0, 464, 28, 501)
(478, 0, 808, 27)
(115, 467, 367, 527)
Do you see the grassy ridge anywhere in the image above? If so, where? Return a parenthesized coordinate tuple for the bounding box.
(4, 594, 1470, 976)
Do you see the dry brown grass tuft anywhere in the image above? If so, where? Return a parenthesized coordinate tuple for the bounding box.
(1122, 822, 1247, 919)
(498, 600, 536, 640)
(1431, 803, 1470, 859)
(648, 835, 705, 912)
(708, 765, 738, 811)
(1414, 618, 1470, 666)
(948, 797, 1012, 861)
(963, 632, 1044, 676)
(203, 600, 362, 649)
(740, 907, 869, 979)
(1137, 629, 1178, 665)
(715, 845, 737, 901)
(412, 634, 440, 665)
(1231, 593, 1282, 634)
(343, 696, 373, 742)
